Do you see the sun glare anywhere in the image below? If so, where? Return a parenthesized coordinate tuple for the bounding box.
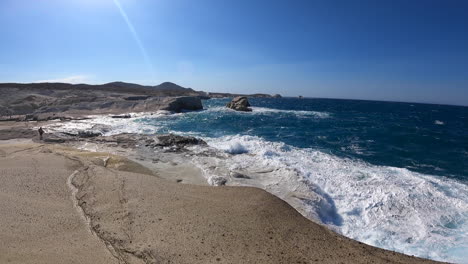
(112, 0, 155, 79)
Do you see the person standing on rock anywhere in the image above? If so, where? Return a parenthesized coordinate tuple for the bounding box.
(38, 127, 44, 140)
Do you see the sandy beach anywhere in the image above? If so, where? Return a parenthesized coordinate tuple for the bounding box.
(0, 134, 440, 263)
(2, 0, 467, 260)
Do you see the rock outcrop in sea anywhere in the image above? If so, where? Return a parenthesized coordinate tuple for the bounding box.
(226, 96, 252, 112)
(152, 134, 207, 148)
(159, 96, 203, 113)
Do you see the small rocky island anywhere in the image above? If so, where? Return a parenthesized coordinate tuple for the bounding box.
(226, 96, 252, 112)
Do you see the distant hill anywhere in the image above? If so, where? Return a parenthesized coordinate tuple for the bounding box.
(0, 81, 281, 98)
(0, 81, 205, 121)
(103, 81, 197, 94)
(0, 81, 200, 97)
(207, 92, 281, 99)
(154, 82, 196, 92)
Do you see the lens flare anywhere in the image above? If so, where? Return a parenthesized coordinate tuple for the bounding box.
(113, 0, 155, 79)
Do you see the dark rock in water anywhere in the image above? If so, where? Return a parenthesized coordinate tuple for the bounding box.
(272, 94, 282, 98)
(62, 131, 101, 138)
(111, 114, 131, 119)
(226, 96, 252, 112)
(154, 134, 207, 147)
(77, 131, 102, 138)
(230, 171, 251, 179)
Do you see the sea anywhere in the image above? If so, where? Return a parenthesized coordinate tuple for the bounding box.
(49, 97, 468, 263)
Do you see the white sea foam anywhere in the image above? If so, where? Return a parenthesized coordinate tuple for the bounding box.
(42, 112, 167, 136)
(191, 135, 468, 263)
(206, 106, 331, 118)
(43, 115, 468, 263)
(250, 107, 331, 118)
(434, 120, 445, 125)
(223, 141, 249, 154)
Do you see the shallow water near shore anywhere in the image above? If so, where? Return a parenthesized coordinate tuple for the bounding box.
(46, 98, 468, 263)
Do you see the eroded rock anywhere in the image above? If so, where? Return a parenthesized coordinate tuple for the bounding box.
(226, 96, 252, 112)
(153, 134, 207, 148)
(230, 171, 251, 179)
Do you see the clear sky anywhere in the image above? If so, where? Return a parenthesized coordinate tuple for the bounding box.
(1, 0, 467, 105)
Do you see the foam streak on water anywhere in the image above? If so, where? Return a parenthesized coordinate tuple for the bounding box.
(197, 135, 468, 263)
(43, 112, 169, 136)
(203, 106, 332, 118)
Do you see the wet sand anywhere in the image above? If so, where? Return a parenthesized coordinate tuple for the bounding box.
(0, 140, 440, 264)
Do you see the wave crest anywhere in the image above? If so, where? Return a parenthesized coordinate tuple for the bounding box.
(192, 135, 468, 263)
(206, 106, 331, 118)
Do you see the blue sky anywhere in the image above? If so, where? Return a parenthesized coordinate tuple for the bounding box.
(0, 0, 467, 105)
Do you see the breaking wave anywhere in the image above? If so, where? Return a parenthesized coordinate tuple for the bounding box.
(41, 97, 468, 263)
(194, 135, 468, 263)
(205, 106, 331, 118)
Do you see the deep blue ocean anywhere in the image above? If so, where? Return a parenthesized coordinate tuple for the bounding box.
(152, 98, 468, 182)
(136, 98, 468, 263)
(49, 97, 468, 263)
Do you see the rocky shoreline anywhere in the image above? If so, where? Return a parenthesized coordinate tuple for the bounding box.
(0, 96, 203, 122)
(0, 120, 441, 263)
(0, 86, 444, 263)
(0, 81, 283, 122)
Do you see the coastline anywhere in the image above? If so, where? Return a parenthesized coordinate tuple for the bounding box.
(0, 120, 442, 263)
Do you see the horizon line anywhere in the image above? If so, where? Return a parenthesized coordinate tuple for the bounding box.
(1, 80, 467, 108)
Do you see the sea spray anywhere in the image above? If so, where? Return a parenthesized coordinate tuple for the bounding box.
(44, 97, 468, 263)
(195, 135, 468, 263)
